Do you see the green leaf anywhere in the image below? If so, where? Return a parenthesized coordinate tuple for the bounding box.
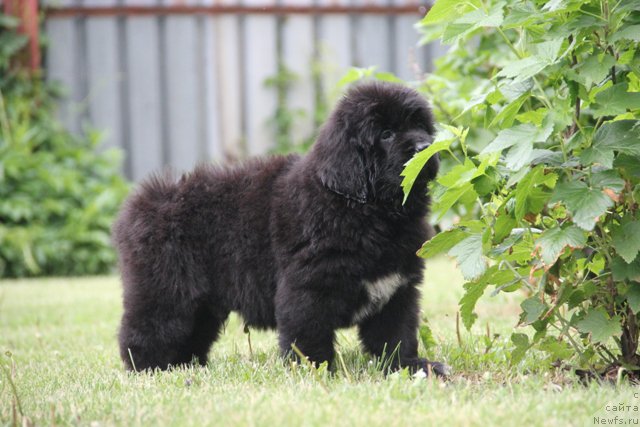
(593, 84, 640, 118)
(500, 79, 533, 102)
(336, 67, 374, 87)
(442, 2, 505, 43)
(514, 166, 557, 220)
(421, 0, 480, 25)
(535, 38, 564, 64)
(612, 220, 640, 264)
(541, 0, 564, 12)
(460, 89, 496, 115)
(576, 54, 616, 87)
(491, 230, 525, 257)
(448, 234, 486, 280)
(432, 182, 478, 220)
(515, 108, 547, 126)
(472, 171, 498, 196)
(593, 120, 640, 154)
(550, 181, 613, 231)
(459, 266, 517, 330)
(496, 39, 563, 83)
(460, 281, 488, 330)
(611, 25, 640, 42)
(579, 145, 615, 168)
(417, 227, 469, 258)
(520, 297, 546, 325)
(611, 256, 640, 283)
(502, 3, 539, 27)
(615, 154, 640, 178)
(535, 225, 587, 267)
(510, 333, 530, 365)
(576, 308, 621, 343)
(591, 170, 625, 193)
(493, 213, 516, 244)
(419, 322, 437, 356)
(627, 285, 640, 315)
(401, 138, 452, 204)
(539, 337, 574, 360)
(588, 254, 605, 275)
(489, 93, 529, 128)
(580, 120, 640, 167)
(504, 140, 534, 171)
(437, 158, 477, 187)
(496, 56, 548, 82)
(430, 158, 483, 218)
(482, 122, 553, 155)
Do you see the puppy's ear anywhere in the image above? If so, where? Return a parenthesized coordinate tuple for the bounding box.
(314, 118, 374, 203)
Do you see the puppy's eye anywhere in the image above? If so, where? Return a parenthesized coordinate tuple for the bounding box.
(380, 130, 395, 141)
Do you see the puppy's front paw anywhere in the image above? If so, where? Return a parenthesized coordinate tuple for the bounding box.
(405, 358, 451, 378)
(425, 361, 452, 378)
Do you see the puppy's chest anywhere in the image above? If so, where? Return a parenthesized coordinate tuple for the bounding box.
(351, 273, 407, 323)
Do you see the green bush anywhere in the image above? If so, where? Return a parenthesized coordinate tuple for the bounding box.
(403, 0, 640, 370)
(0, 15, 129, 278)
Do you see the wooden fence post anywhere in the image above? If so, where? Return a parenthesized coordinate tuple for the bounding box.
(3, 0, 41, 72)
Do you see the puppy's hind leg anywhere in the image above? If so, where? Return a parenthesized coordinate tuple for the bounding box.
(183, 304, 230, 367)
(117, 256, 228, 371)
(119, 296, 229, 371)
(119, 300, 192, 371)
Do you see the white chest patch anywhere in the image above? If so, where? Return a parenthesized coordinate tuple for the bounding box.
(352, 273, 407, 323)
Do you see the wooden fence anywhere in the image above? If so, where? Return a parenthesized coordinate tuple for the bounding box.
(41, 0, 443, 181)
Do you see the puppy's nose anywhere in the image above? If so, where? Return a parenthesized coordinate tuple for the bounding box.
(415, 140, 431, 153)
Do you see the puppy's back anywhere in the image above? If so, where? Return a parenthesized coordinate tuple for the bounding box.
(113, 154, 300, 313)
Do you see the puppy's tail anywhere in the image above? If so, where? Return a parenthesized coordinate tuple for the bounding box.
(112, 171, 185, 291)
(113, 171, 178, 243)
(136, 171, 180, 205)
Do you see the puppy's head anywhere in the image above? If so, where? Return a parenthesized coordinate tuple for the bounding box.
(314, 81, 439, 207)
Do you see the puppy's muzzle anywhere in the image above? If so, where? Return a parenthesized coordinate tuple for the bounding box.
(407, 129, 434, 154)
(414, 140, 432, 153)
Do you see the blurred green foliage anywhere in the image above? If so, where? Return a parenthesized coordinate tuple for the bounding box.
(0, 14, 129, 278)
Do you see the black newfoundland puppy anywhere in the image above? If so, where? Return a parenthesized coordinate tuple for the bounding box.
(113, 81, 447, 376)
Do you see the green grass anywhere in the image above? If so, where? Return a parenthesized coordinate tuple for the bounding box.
(0, 258, 636, 426)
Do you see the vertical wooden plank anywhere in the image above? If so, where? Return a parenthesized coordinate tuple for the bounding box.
(316, 0, 352, 100)
(123, 0, 164, 181)
(281, 2, 315, 146)
(353, 0, 392, 72)
(208, 0, 243, 161)
(197, 9, 223, 163)
(43, 0, 81, 135)
(242, 0, 278, 155)
(116, 3, 133, 178)
(161, 0, 201, 173)
(195, 3, 223, 163)
(392, 0, 423, 80)
(84, 0, 123, 151)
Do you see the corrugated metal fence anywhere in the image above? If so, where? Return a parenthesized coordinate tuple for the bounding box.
(43, 0, 443, 181)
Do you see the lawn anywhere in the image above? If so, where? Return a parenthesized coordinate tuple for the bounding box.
(0, 257, 636, 426)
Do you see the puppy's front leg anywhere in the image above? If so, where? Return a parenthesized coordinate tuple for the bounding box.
(275, 288, 338, 369)
(358, 283, 449, 377)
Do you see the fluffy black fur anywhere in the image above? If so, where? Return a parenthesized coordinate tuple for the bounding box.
(113, 81, 445, 375)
